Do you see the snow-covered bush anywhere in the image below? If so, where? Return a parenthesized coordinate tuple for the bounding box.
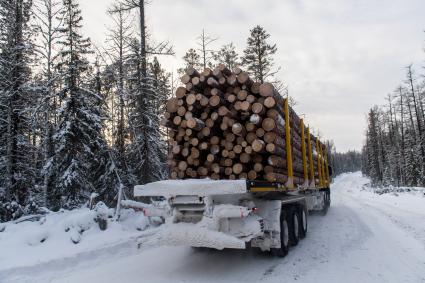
(0, 192, 39, 223)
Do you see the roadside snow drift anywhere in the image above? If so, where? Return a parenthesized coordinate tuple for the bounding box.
(0, 207, 148, 271)
(1, 172, 425, 283)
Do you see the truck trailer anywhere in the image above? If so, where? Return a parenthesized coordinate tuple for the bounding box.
(127, 65, 332, 257)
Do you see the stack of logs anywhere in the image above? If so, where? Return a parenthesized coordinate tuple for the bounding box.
(164, 64, 325, 186)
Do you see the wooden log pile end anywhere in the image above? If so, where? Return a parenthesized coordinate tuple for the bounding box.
(165, 65, 323, 186)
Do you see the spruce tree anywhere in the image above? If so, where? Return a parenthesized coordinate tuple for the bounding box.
(365, 108, 383, 185)
(241, 25, 278, 83)
(51, 0, 108, 209)
(213, 43, 239, 70)
(180, 48, 202, 74)
(0, 0, 37, 221)
(126, 39, 167, 184)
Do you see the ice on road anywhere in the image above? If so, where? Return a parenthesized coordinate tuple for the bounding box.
(2, 172, 425, 283)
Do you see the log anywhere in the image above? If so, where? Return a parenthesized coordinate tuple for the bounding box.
(178, 161, 188, 171)
(217, 63, 232, 76)
(256, 128, 265, 138)
(187, 118, 205, 131)
(268, 155, 286, 167)
(227, 74, 237, 86)
(246, 132, 257, 144)
(262, 117, 285, 132)
(237, 90, 248, 101)
(253, 162, 263, 172)
(252, 139, 265, 153)
(251, 82, 261, 94)
(207, 77, 219, 88)
(209, 95, 224, 107)
(265, 172, 288, 183)
(186, 66, 199, 77)
(237, 72, 253, 86)
(166, 98, 179, 113)
(232, 163, 245, 175)
(177, 106, 186, 117)
(173, 116, 182, 126)
(186, 93, 196, 105)
(240, 101, 251, 112)
(250, 114, 262, 125)
(245, 122, 256, 132)
(252, 102, 265, 114)
(232, 123, 246, 136)
(266, 143, 286, 156)
(240, 152, 251, 164)
(218, 106, 231, 116)
(211, 88, 223, 96)
(247, 170, 257, 180)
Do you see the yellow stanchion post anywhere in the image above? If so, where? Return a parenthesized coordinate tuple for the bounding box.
(319, 142, 326, 188)
(300, 119, 309, 188)
(324, 145, 330, 188)
(307, 128, 315, 188)
(284, 98, 294, 189)
(316, 139, 323, 188)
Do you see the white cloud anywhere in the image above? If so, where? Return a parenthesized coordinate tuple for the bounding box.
(80, 0, 425, 151)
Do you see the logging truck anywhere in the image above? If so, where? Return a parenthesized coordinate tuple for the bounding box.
(126, 65, 332, 257)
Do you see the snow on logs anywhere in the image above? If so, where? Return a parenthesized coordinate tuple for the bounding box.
(163, 64, 326, 186)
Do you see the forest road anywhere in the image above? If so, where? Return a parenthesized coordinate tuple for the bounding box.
(2, 172, 425, 283)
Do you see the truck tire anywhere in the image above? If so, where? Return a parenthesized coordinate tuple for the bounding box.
(326, 189, 331, 207)
(271, 211, 289, 257)
(288, 207, 300, 246)
(320, 190, 329, 215)
(299, 206, 307, 239)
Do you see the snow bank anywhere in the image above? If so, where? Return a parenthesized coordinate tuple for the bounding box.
(0, 206, 149, 271)
(333, 172, 425, 203)
(332, 172, 425, 228)
(333, 171, 425, 196)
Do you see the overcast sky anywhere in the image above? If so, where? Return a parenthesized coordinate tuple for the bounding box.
(80, 0, 425, 152)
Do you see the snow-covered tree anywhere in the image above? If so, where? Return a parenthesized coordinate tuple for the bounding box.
(0, 0, 38, 221)
(32, 0, 64, 207)
(331, 150, 362, 176)
(149, 57, 171, 116)
(50, 0, 109, 209)
(125, 39, 168, 184)
(362, 64, 425, 187)
(105, 5, 133, 159)
(112, 0, 172, 184)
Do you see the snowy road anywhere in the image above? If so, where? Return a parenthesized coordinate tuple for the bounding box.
(2, 172, 425, 283)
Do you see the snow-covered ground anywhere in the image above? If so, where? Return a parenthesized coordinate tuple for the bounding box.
(1, 172, 425, 283)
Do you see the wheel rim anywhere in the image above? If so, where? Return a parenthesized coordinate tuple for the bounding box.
(282, 220, 289, 247)
(302, 211, 307, 230)
(294, 214, 299, 238)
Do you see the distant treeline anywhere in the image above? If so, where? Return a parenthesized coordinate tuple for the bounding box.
(331, 150, 362, 176)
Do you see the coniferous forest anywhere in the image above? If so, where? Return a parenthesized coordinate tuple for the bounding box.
(362, 64, 425, 187)
(0, 0, 173, 221)
(1, 0, 423, 223)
